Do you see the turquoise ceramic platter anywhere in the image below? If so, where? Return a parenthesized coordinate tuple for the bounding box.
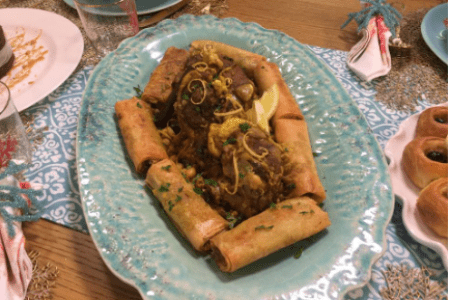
(421, 2, 448, 64)
(76, 15, 394, 300)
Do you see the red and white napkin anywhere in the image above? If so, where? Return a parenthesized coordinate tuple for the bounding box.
(347, 14, 392, 81)
(0, 176, 33, 300)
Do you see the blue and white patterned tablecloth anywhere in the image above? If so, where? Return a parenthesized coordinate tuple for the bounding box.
(22, 46, 447, 298)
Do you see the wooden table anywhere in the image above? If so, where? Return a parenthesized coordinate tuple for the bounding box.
(21, 0, 443, 299)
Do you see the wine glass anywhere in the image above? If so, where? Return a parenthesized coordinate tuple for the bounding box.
(0, 81, 31, 173)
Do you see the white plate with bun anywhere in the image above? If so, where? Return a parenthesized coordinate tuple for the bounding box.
(385, 103, 448, 270)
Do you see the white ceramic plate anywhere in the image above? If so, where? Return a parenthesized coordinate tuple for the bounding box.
(63, 0, 182, 16)
(0, 8, 84, 112)
(384, 103, 448, 270)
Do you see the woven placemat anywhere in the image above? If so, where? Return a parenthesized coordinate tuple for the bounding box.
(376, 7, 448, 110)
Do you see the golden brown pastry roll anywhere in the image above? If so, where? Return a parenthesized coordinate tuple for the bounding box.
(253, 60, 304, 121)
(142, 47, 189, 114)
(146, 159, 229, 252)
(115, 97, 168, 174)
(189, 40, 266, 77)
(274, 118, 326, 203)
(209, 197, 330, 272)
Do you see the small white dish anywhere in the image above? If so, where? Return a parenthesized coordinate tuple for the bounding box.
(385, 103, 448, 270)
(0, 8, 84, 112)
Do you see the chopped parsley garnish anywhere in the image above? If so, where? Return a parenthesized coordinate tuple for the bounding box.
(239, 122, 251, 133)
(282, 205, 293, 209)
(193, 187, 203, 195)
(284, 147, 289, 152)
(133, 85, 143, 99)
(226, 212, 240, 229)
(175, 195, 182, 202)
(215, 105, 222, 111)
(312, 152, 319, 157)
(182, 93, 190, 100)
(287, 183, 296, 190)
(168, 200, 174, 211)
(255, 225, 274, 231)
(192, 173, 203, 184)
(195, 107, 201, 112)
(204, 178, 218, 186)
(178, 187, 183, 193)
(158, 183, 170, 192)
(136, 102, 142, 108)
(238, 173, 245, 179)
(269, 202, 277, 209)
(161, 165, 171, 171)
(223, 138, 237, 146)
(299, 209, 315, 215)
(181, 172, 189, 183)
(294, 247, 303, 259)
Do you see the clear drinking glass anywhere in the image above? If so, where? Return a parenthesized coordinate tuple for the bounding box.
(74, 0, 139, 57)
(0, 81, 31, 172)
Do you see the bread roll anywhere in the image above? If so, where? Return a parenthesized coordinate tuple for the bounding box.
(417, 177, 448, 238)
(402, 137, 448, 189)
(415, 106, 448, 138)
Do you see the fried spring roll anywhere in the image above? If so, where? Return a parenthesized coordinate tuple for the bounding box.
(253, 60, 304, 121)
(190, 40, 266, 78)
(252, 60, 326, 202)
(274, 118, 326, 203)
(146, 159, 229, 252)
(115, 97, 168, 174)
(142, 47, 189, 113)
(209, 197, 330, 272)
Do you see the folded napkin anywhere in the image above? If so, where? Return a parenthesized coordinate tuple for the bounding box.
(0, 208, 33, 300)
(0, 176, 32, 300)
(347, 15, 392, 81)
(0, 162, 42, 300)
(342, 0, 402, 82)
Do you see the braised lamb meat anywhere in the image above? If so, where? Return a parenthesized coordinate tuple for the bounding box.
(167, 45, 285, 220)
(220, 127, 284, 218)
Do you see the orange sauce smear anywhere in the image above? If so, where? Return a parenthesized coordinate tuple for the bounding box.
(3, 27, 48, 89)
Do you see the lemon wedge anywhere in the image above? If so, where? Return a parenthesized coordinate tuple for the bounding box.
(245, 84, 279, 133)
(259, 83, 279, 120)
(246, 100, 270, 133)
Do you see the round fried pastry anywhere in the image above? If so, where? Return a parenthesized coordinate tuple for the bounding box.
(417, 177, 448, 238)
(402, 136, 448, 189)
(415, 106, 448, 138)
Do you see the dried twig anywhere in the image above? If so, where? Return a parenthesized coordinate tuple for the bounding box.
(380, 264, 448, 300)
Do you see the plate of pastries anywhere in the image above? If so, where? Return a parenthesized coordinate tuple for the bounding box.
(385, 103, 448, 269)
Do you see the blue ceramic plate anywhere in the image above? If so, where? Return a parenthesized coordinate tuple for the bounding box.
(76, 15, 394, 300)
(63, 0, 182, 15)
(421, 3, 448, 64)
